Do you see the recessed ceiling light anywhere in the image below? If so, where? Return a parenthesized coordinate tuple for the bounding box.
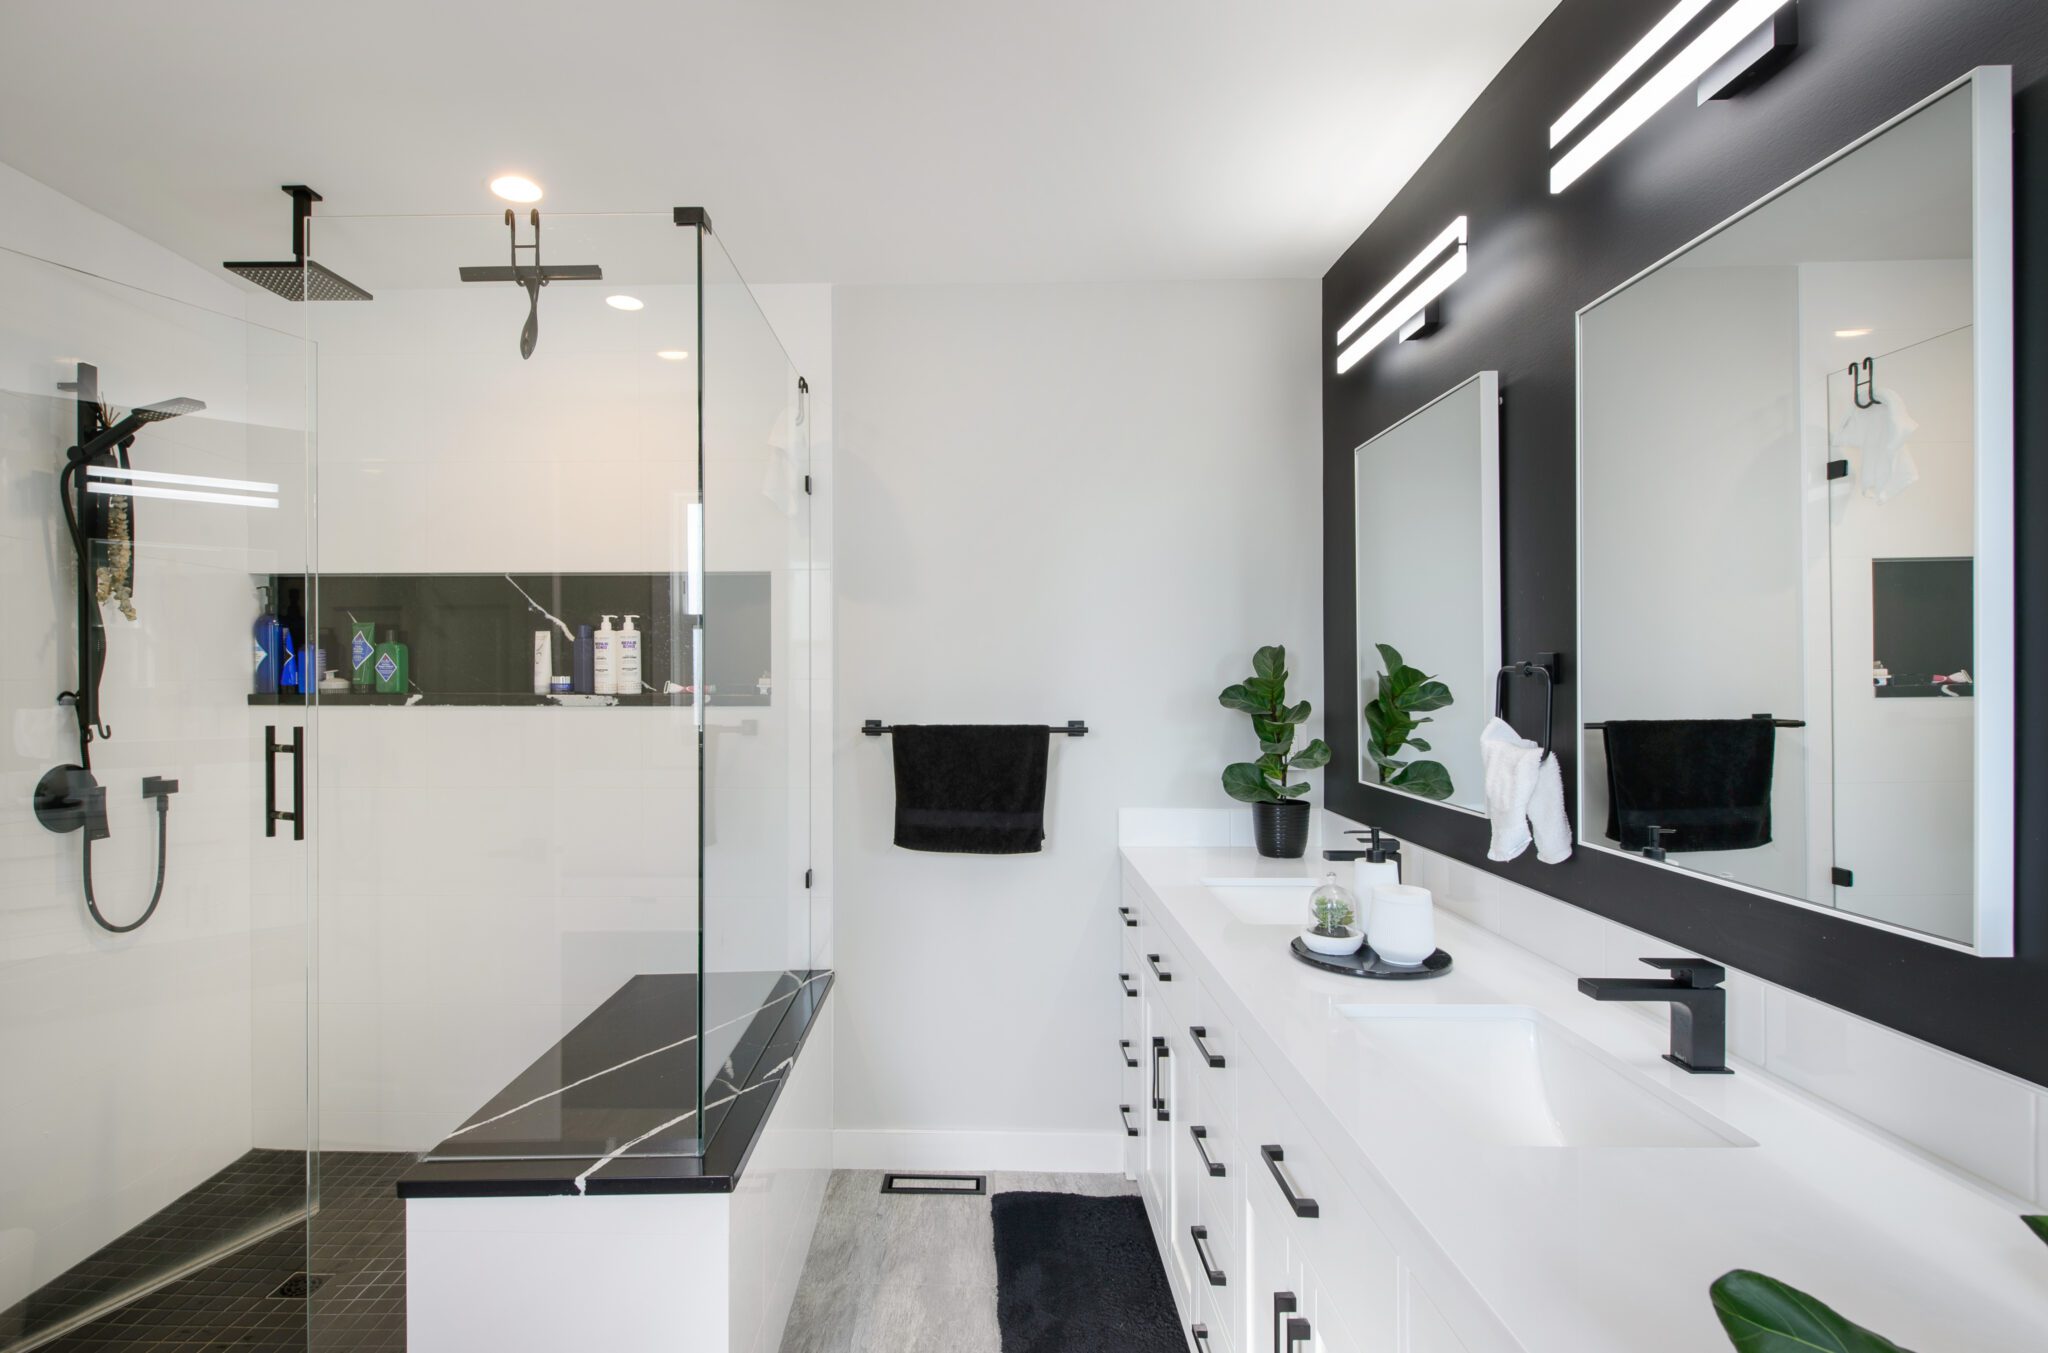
(657, 350, 690, 361)
(606, 295, 644, 311)
(1834, 327, 1874, 338)
(489, 174, 543, 203)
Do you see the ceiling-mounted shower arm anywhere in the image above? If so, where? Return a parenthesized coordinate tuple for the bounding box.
(284, 185, 322, 263)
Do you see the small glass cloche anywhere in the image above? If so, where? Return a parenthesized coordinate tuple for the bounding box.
(1301, 873, 1365, 956)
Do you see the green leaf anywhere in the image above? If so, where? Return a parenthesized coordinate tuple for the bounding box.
(1373, 642, 1404, 676)
(1221, 762, 1274, 804)
(1397, 680, 1453, 713)
(1258, 738, 1292, 757)
(1708, 1270, 1912, 1352)
(1406, 738, 1430, 752)
(2023, 1215, 2048, 1248)
(1253, 717, 1292, 747)
(1289, 740, 1331, 770)
(1278, 781, 1312, 798)
(1256, 753, 1286, 779)
(1253, 645, 1286, 683)
(1387, 760, 1454, 801)
(1244, 675, 1284, 709)
(1363, 742, 1399, 771)
(1362, 700, 1391, 744)
(1218, 683, 1263, 713)
(1281, 700, 1312, 726)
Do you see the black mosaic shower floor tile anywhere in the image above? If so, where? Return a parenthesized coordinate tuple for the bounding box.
(6, 1150, 412, 1353)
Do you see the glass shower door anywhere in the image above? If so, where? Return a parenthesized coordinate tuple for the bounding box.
(0, 244, 315, 1350)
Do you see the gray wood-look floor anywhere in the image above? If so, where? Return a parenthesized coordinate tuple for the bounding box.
(776, 1170, 1139, 1353)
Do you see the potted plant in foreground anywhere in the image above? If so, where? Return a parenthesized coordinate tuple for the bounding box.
(1219, 645, 1331, 858)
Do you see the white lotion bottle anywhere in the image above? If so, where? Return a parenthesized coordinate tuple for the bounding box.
(616, 614, 642, 696)
(1320, 827, 1401, 933)
(532, 630, 553, 696)
(593, 615, 618, 695)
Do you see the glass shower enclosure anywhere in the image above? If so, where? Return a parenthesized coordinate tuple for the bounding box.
(0, 204, 814, 1352)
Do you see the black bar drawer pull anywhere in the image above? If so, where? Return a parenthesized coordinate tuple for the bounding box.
(1260, 1145, 1319, 1218)
(1147, 952, 1172, 981)
(1120, 1104, 1138, 1138)
(1192, 1324, 1211, 1352)
(1119, 1038, 1137, 1069)
(1190, 1226, 1226, 1287)
(1151, 1037, 1171, 1121)
(1189, 1124, 1224, 1177)
(1117, 904, 1137, 927)
(1119, 972, 1136, 998)
(1190, 1025, 1225, 1067)
(1273, 1292, 1297, 1353)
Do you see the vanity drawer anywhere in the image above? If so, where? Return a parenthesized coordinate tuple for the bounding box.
(1236, 1058, 1398, 1352)
(1185, 1006, 1236, 1134)
(1179, 1117, 1243, 1347)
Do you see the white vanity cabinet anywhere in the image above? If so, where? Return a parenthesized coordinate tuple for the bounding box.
(1120, 877, 1470, 1353)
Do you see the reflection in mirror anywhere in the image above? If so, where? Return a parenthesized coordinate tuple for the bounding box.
(1354, 371, 1500, 813)
(1576, 72, 2012, 952)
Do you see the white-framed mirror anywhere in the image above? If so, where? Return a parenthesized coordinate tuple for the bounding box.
(1355, 370, 1501, 814)
(1575, 68, 2014, 955)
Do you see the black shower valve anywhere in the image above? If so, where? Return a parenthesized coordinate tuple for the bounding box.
(141, 775, 180, 802)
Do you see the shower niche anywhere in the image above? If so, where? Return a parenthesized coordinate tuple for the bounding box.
(249, 570, 774, 706)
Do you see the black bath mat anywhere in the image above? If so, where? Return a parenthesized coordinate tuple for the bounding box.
(992, 1191, 1182, 1353)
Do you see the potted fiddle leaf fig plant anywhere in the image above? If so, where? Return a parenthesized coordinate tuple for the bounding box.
(1363, 642, 1455, 801)
(1218, 645, 1331, 858)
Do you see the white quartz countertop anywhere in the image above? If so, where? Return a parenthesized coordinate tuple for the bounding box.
(1121, 845, 2048, 1353)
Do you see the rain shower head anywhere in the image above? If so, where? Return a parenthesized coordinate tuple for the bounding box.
(223, 186, 372, 302)
(73, 394, 208, 462)
(132, 396, 207, 423)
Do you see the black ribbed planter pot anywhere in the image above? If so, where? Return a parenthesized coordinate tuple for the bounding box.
(1251, 800, 1310, 859)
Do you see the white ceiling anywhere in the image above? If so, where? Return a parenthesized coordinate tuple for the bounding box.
(0, 0, 1556, 285)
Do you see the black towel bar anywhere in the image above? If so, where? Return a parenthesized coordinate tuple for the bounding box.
(863, 720, 1088, 737)
(1584, 715, 1806, 730)
(1494, 656, 1557, 763)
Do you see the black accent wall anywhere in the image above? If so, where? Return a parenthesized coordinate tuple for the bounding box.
(1322, 0, 2048, 1085)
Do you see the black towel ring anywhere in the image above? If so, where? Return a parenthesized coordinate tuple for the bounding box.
(1494, 657, 1557, 764)
(1849, 356, 1881, 409)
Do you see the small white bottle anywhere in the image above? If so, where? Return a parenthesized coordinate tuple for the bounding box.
(532, 630, 553, 696)
(593, 615, 618, 695)
(616, 614, 642, 696)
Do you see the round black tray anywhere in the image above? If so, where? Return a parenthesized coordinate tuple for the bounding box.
(1289, 936, 1453, 980)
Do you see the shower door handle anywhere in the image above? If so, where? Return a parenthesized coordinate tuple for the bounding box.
(266, 724, 305, 842)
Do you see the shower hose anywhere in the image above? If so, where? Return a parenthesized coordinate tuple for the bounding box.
(79, 789, 171, 934)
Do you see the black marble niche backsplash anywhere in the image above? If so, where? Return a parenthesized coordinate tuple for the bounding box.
(262, 572, 772, 706)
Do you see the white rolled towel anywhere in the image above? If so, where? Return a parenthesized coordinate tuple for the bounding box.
(1479, 716, 1572, 864)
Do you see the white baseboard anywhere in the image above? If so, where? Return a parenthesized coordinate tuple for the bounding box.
(832, 1129, 1124, 1174)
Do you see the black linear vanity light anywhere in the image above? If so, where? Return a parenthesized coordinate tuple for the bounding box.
(1549, 0, 1800, 194)
(1333, 216, 1468, 375)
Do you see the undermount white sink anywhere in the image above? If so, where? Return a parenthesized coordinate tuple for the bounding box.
(1201, 877, 1318, 926)
(1337, 1005, 1754, 1149)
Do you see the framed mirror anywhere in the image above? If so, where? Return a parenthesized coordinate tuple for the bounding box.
(1355, 371, 1501, 814)
(1576, 69, 2013, 954)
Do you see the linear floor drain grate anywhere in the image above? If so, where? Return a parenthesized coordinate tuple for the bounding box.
(269, 1272, 333, 1299)
(881, 1173, 987, 1196)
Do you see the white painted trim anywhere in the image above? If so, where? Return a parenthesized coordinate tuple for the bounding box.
(1968, 65, 2016, 957)
(832, 1129, 1125, 1174)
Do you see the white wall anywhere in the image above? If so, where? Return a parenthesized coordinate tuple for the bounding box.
(0, 162, 307, 1313)
(830, 281, 1321, 1167)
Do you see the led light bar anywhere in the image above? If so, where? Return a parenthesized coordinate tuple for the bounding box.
(88, 465, 280, 494)
(1334, 216, 1467, 346)
(87, 482, 278, 509)
(1551, 0, 1795, 194)
(1335, 245, 1467, 375)
(1550, 0, 1715, 147)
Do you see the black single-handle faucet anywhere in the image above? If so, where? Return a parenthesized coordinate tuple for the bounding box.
(1578, 958, 1732, 1074)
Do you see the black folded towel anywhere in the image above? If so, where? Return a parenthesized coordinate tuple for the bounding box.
(891, 725, 1052, 855)
(1601, 719, 1776, 853)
